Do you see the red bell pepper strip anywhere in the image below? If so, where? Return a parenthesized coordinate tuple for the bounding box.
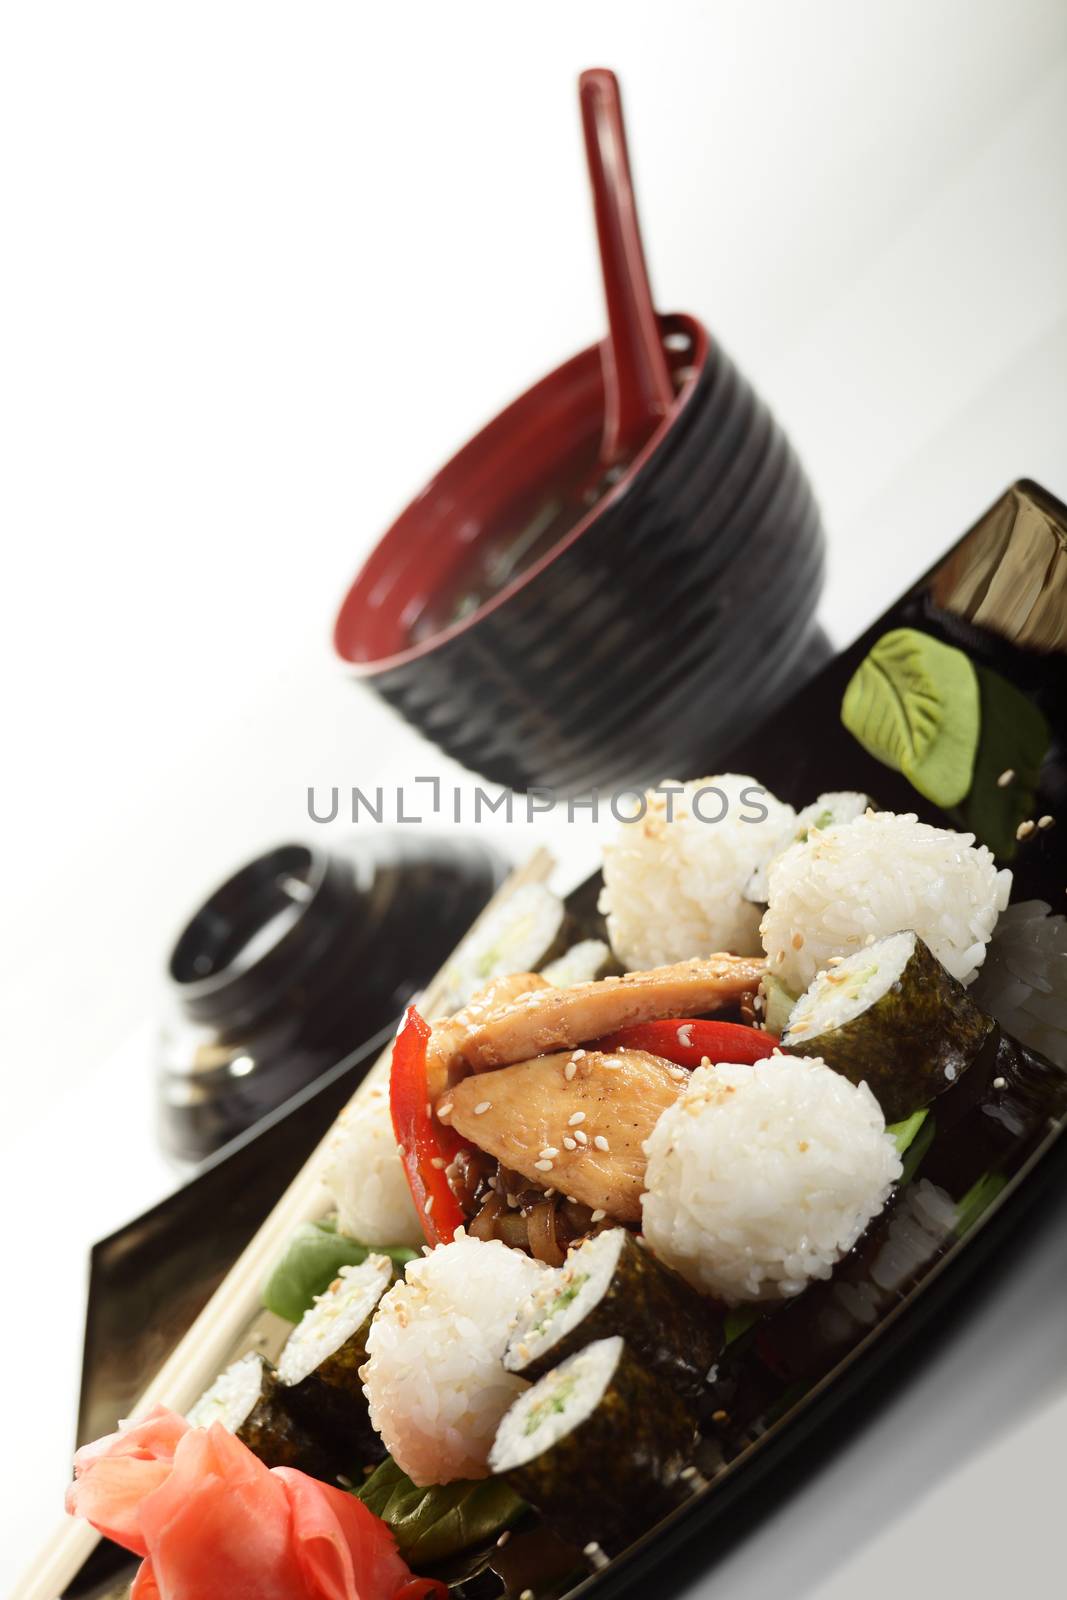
(596, 1018, 777, 1069)
(389, 1005, 468, 1246)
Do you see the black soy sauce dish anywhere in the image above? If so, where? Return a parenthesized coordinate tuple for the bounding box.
(158, 832, 505, 1163)
(76, 480, 1067, 1600)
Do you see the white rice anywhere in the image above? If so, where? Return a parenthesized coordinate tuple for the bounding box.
(786, 931, 916, 1042)
(277, 1255, 393, 1386)
(490, 1336, 622, 1472)
(761, 811, 1011, 992)
(599, 775, 798, 970)
(541, 939, 615, 987)
(441, 883, 567, 1010)
(187, 1352, 264, 1431)
(744, 790, 871, 904)
(642, 1057, 902, 1303)
(504, 1228, 624, 1373)
(361, 1234, 546, 1485)
(321, 1083, 423, 1248)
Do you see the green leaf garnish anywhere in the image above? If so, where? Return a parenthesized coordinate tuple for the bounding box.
(887, 1108, 929, 1156)
(356, 1456, 526, 1564)
(841, 628, 980, 807)
(723, 1304, 765, 1345)
(262, 1219, 416, 1324)
(954, 1171, 1008, 1237)
(951, 665, 1050, 860)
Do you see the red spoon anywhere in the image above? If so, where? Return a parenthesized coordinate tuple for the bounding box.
(579, 67, 675, 469)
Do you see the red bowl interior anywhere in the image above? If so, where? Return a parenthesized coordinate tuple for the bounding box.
(334, 312, 709, 674)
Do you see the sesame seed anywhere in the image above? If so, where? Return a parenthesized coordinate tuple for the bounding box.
(944, 1064, 957, 1081)
(520, 1591, 535, 1600)
(424, 1196, 434, 1214)
(591, 1208, 606, 1222)
(430, 1157, 446, 1169)
(563, 1136, 577, 1150)
(568, 1111, 586, 1125)
(564, 1060, 577, 1081)
(574, 1129, 588, 1145)
(712, 1408, 729, 1424)
(1038, 814, 1055, 830)
(572, 1049, 586, 1060)
(1017, 819, 1036, 840)
(828, 956, 843, 966)
(496, 1530, 511, 1547)
(997, 768, 1015, 787)
(594, 1135, 610, 1152)
(437, 1101, 453, 1120)
(425, 1102, 432, 1120)
(791, 932, 804, 950)
(534, 1159, 554, 1172)
(539, 1146, 560, 1159)
(474, 1100, 492, 1115)
(775, 949, 786, 964)
(584, 1541, 608, 1567)
(679, 1465, 697, 1480)
(544, 1187, 555, 1198)
(993, 1075, 1007, 1089)
(676, 1024, 694, 1047)
(668, 1065, 688, 1080)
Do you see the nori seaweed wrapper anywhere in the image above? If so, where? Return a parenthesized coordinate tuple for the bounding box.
(278, 1305, 385, 1465)
(500, 1341, 697, 1552)
(785, 931, 994, 1122)
(512, 1231, 723, 1401)
(236, 1358, 339, 1479)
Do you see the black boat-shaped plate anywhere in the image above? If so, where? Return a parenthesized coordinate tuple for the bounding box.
(71, 481, 1067, 1600)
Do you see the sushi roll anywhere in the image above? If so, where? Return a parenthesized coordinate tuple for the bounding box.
(489, 1336, 697, 1552)
(187, 1352, 335, 1479)
(783, 930, 994, 1122)
(505, 1227, 722, 1401)
(540, 939, 619, 987)
(441, 882, 570, 1010)
(276, 1254, 394, 1459)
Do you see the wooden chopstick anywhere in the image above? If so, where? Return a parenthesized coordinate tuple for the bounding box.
(19, 849, 557, 1600)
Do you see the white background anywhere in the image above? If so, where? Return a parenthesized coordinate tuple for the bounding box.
(2, 2, 1067, 1594)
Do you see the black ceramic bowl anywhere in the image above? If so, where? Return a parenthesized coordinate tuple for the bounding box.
(157, 832, 505, 1162)
(334, 313, 829, 794)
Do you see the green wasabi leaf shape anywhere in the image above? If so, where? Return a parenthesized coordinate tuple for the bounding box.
(262, 1219, 416, 1325)
(841, 628, 980, 807)
(356, 1456, 526, 1565)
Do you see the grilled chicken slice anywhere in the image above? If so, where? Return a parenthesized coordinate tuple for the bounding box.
(449, 955, 764, 1076)
(427, 972, 549, 1097)
(447, 1048, 686, 1222)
